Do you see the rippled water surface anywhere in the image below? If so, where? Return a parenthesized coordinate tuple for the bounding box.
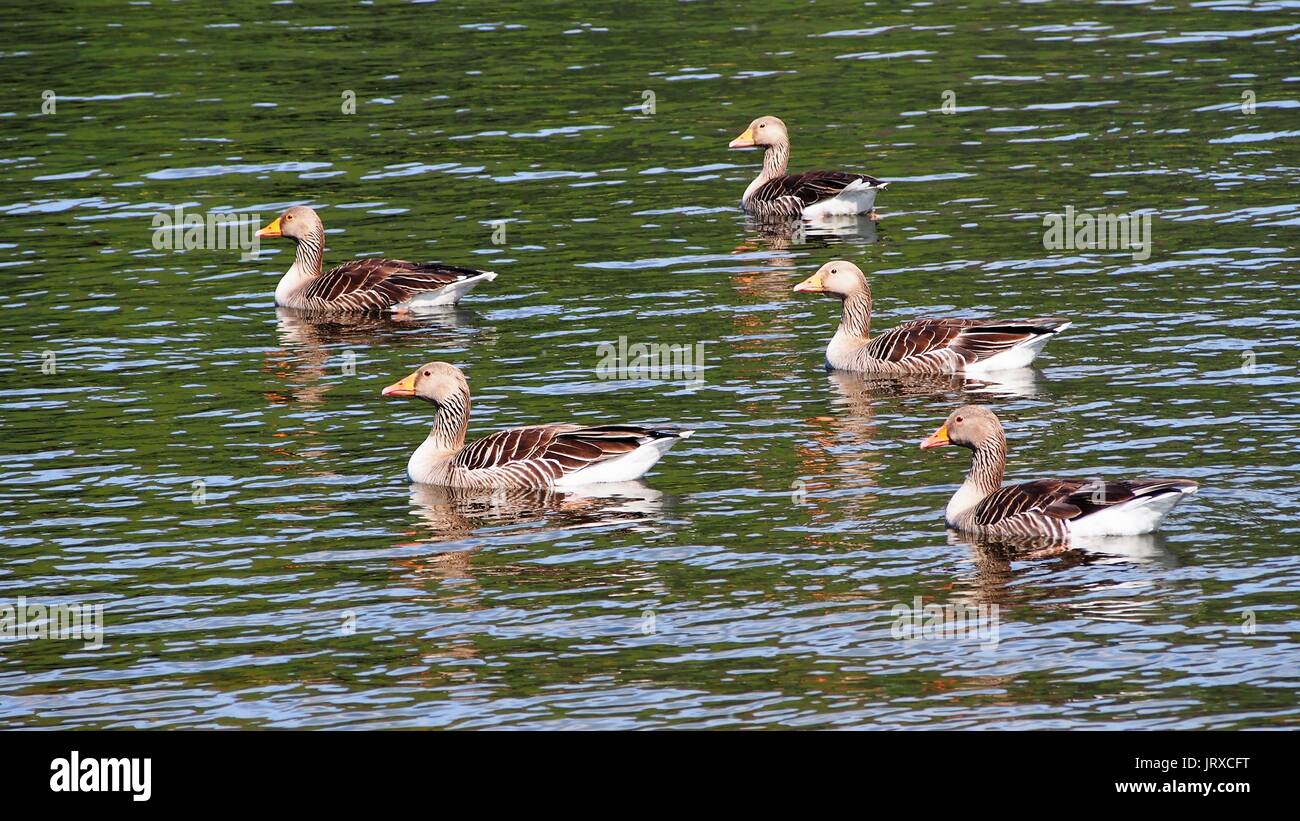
(2, 1, 1299, 729)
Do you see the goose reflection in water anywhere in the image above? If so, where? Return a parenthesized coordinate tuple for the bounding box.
(792, 372, 890, 529)
(828, 367, 1048, 404)
(942, 531, 1179, 621)
(730, 214, 880, 301)
(382, 482, 672, 675)
(737, 213, 881, 255)
(265, 306, 492, 408)
(396, 481, 670, 576)
(407, 480, 666, 534)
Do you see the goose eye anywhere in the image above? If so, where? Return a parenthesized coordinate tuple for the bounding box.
(831, 268, 838, 274)
(423, 370, 431, 377)
(285, 214, 293, 221)
(955, 416, 964, 423)
(759, 123, 766, 128)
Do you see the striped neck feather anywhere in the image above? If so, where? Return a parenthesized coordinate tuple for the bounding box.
(428, 389, 471, 454)
(761, 141, 790, 180)
(290, 227, 326, 277)
(948, 437, 1006, 523)
(968, 434, 1008, 497)
(837, 287, 873, 341)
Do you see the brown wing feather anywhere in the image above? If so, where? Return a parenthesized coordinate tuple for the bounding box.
(974, 478, 1195, 528)
(750, 171, 886, 217)
(866, 318, 977, 362)
(758, 170, 886, 204)
(947, 319, 1066, 362)
(974, 479, 1087, 527)
(867, 318, 1065, 365)
(305, 259, 486, 311)
(454, 424, 666, 474)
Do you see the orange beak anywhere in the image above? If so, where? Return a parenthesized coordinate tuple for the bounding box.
(255, 217, 282, 238)
(793, 271, 827, 293)
(728, 127, 756, 149)
(920, 423, 951, 450)
(381, 372, 418, 398)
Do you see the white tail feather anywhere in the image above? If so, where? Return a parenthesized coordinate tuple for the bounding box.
(398, 271, 497, 311)
(1067, 485, 1198, 537)
(555, 433, 691, 487)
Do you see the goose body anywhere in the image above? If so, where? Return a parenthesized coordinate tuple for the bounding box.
(729, 116, 887, 220)
(382, 362, 692, 489)
(921, 405, 1198, 541)
(794, 261, 1069, 375)
(257, 206, 496, 314)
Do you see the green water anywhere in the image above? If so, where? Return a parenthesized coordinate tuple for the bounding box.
(1, 1, 1298, 728)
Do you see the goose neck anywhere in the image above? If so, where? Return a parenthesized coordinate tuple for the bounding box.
(838, 287, 873, 341)
(968, 433, 1007, 496)
(290, 226, 325, 276)
(427, 390, 471, 453)
(761, 140, 790, 181)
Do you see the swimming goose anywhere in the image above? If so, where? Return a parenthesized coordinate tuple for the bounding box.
(794, 260, 1069, 375)
(921, 405, 1198, 539)
(728, 116, 888, 219)
(255, 206, 496, 313)
(381, 362, 692, 488)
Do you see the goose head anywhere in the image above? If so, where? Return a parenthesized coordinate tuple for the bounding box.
(729, 115, 788, 149)
(921, 405, 1004, 451)
(256, 206, 324, 243)
(793, 260, 868, 296)
(381, 361, 469, 407)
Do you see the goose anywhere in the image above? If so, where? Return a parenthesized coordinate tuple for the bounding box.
(727, 116, 888, 220)
(921, 405, 1198, 540)
(793, 260, 1070, 375)
(255, 206, 496, 313)
(380, 362, 693, 488)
